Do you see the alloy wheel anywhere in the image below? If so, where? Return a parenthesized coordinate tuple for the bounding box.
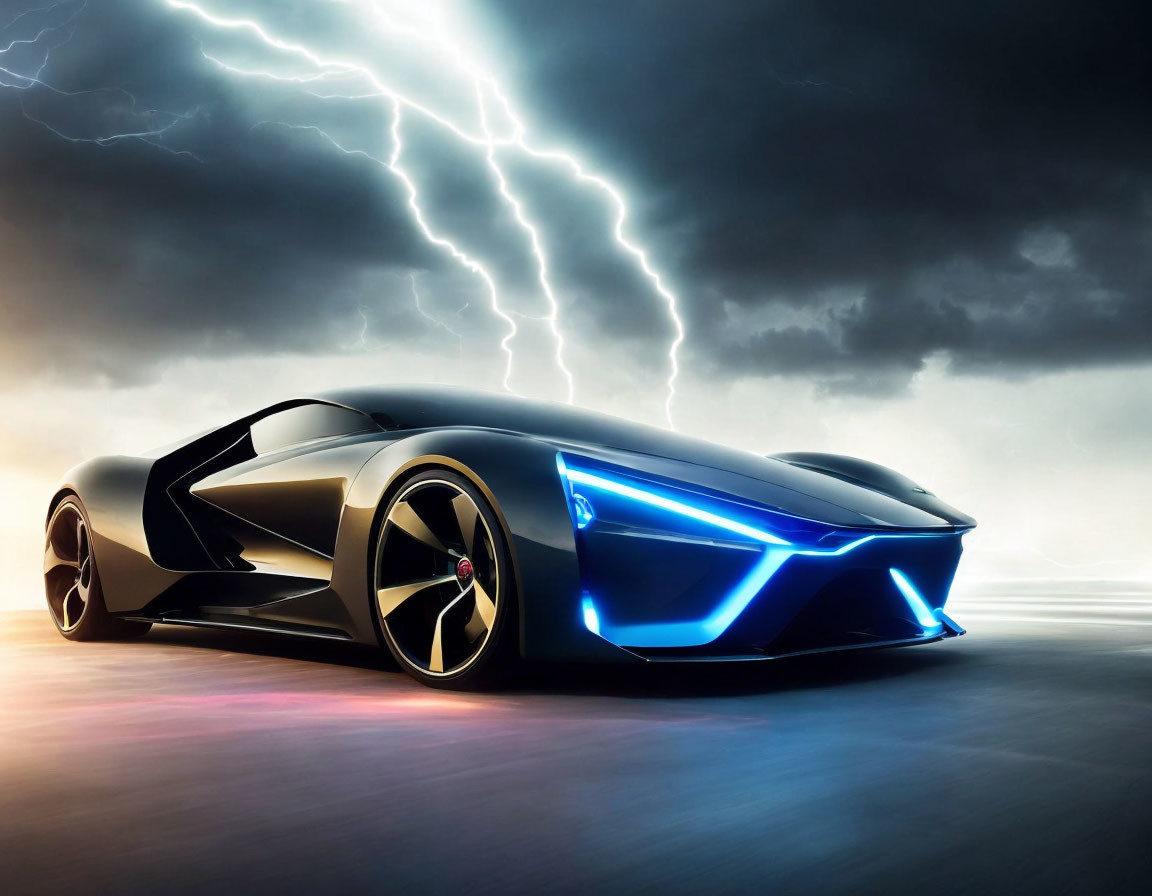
(44, 502, 93, 632)
(375, 477, 502, 677)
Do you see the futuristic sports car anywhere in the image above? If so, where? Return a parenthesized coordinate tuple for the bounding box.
(44, 385, 975, 688)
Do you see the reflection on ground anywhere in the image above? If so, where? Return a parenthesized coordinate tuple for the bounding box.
(2, 582, 1149, 895)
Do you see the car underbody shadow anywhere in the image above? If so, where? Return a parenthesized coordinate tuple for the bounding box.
(137, 620, 968, 698)
(513, 643, 966, 698)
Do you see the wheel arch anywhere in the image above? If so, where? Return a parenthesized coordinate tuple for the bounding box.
(45, 487, 79, 529)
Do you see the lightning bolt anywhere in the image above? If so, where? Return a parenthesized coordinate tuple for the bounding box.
(0, 0, 81, 58)
(355, 305, 369, 348)
(162, 0, 525, 390)
(161, 0, 686, 422)
(0, 1, 84, 88)
(385, 97, 519, 390)
(475, 85, 574, 403)
(409, 271, 464, 358)
(511, 133, 687, 426)
(0, 1, 203, 160)
(2, 0, 687, 426)
(247, 114, 517, 389)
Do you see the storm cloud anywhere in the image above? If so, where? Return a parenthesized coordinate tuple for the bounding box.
(0, 0, 1149, 395)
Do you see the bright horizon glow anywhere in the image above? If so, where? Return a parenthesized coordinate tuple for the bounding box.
(1, 358, 1150, 613)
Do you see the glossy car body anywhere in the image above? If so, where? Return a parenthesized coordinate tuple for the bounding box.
(47, 385, 974, 666)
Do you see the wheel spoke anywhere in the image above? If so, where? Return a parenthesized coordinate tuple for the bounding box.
(451, 494, 479, 556)
(62, 583, 81, 629)
(43, 539, 78, 575)
(78, 555, 91, 599)
(462, 579, 497, 642)
(376, 574, 457, 618)
(429, 590, 468, 674)
(463, 612, 485, 643)
(387, 501, 453, 555)
(473, 579, 496, 631)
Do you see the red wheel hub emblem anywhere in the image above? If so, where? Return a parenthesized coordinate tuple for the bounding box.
(456, 557, 473, 580)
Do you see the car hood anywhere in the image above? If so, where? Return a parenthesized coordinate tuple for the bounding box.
(328, 385, 974, 531)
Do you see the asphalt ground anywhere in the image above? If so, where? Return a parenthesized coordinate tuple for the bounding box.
(2, 582, 1150, 895)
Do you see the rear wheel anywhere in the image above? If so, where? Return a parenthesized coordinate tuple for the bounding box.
(44, 498, 152, 641)
(374, 470, 515, 689)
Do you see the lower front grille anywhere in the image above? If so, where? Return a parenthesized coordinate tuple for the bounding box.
(757, 568, 923, 655)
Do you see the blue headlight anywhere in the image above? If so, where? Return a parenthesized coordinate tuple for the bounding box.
(562, 466, 791, 545)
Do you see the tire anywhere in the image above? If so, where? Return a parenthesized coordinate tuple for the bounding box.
(44, 497, 152, 641)
(373, 469, 517, 690)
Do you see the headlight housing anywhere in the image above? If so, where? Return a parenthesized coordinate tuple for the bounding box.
(557, 453, 853, 550)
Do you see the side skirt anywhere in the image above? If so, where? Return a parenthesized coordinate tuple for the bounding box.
(124, 614, 353, 642)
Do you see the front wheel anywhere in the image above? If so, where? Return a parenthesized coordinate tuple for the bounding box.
(373, 470, 516, 689)
(44, 498, 152, 641)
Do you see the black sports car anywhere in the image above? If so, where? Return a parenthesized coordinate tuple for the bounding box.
(44, 385, 975, 688)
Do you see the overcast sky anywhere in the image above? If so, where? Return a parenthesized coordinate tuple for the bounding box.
(1, 0, 1150, 606)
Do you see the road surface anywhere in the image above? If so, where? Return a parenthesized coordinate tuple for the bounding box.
(2, 582, 1150, 895)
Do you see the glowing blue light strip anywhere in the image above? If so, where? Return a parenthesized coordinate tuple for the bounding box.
(581, 595, 600, 635)
(563, 468, 792, 546)
(889, 568, 943, 631)
(795, 535, 876, 556)
(583, 548, 790, 648)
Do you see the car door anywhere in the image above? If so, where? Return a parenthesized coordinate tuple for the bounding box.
(187, 403, 385, 578)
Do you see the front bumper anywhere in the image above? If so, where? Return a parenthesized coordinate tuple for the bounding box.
(558, 454, 967, 661)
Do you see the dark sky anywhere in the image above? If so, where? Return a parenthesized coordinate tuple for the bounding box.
(1, 0, 1149, 394)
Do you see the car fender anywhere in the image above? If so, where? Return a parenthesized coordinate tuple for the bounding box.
(50, 457, 183, 614)
(332, 428, 638, 661)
